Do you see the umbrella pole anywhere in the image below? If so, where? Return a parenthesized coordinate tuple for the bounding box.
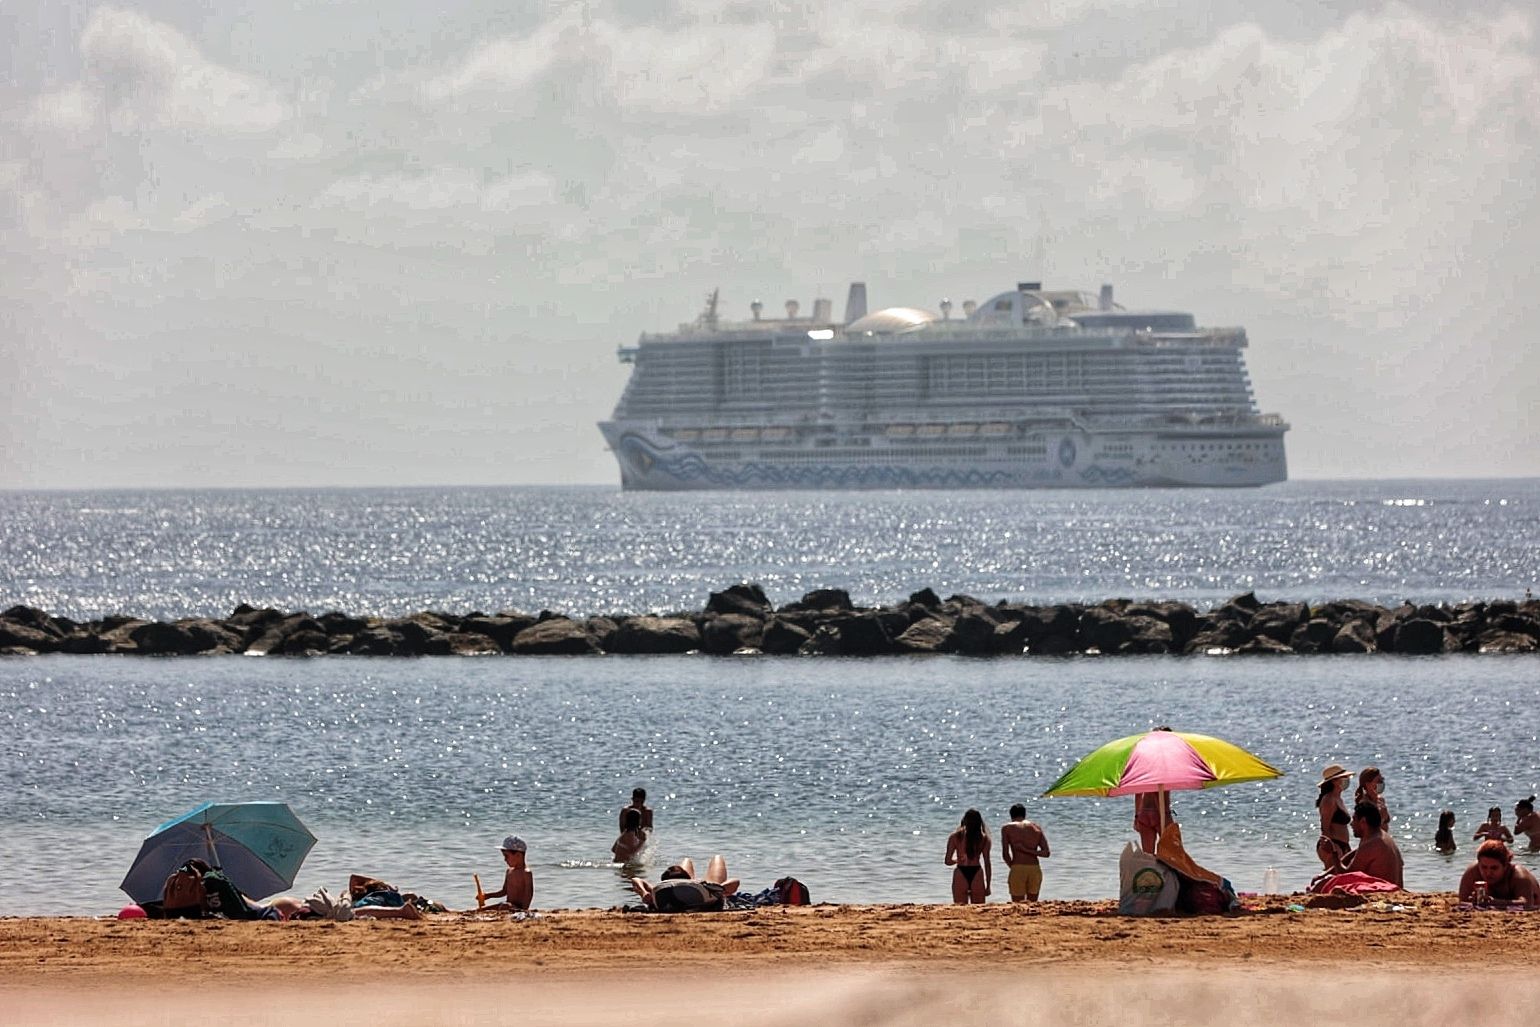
(204, 824, 218, 869)
(1156, 787, 1168, 848)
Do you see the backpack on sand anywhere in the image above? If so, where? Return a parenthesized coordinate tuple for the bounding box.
(160, 862, 209, 918)
(201, 868, 268, 920)
(774, 877, 812, 905)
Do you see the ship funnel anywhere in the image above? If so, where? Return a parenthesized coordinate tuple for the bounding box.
(962, 299, 977, 317)
(843, 282, 868, 324)
(939, 298, 952, 320)
(812, 297, 832, 322)
(1018, 281, 1042, 292)
(1099, 284, 1114, 310)
(751, 299, 763, 320)
(785, 299, 800, 319)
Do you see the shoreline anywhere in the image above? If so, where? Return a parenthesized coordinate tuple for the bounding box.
(5, 894, 1536, 977)
(4, 589, 1537, 657)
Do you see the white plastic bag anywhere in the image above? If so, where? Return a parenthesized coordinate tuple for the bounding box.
(1118, 840, 1178, 915)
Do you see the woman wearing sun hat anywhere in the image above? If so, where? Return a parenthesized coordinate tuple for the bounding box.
(1316, 764, 1354, 870)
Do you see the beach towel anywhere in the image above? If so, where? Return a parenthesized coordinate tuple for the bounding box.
(1308, 871, 1400, 895)
(1154, 823, 1223, 887)
(304, 887, 355, 921)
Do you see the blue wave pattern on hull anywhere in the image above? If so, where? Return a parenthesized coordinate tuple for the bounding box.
(619, 435, 1138, 489)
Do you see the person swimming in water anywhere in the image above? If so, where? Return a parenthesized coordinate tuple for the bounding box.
(1514, 796, 1540, 851)
(945, 808, 992, 904)
(612, 808, 647, 863)
(1434, 810, 1457, 854)
(1474, 806, 1514, 844)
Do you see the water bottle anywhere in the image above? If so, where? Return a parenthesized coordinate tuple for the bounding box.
(1262, 867, 1280, 895)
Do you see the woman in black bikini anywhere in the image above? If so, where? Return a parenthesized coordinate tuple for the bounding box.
(945, 808, 992, 904)
(1316, 764, 1354, 870)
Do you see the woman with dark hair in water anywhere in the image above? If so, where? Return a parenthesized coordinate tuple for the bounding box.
(945, 808, 992, 904)
(1514, 796, 1540, 851)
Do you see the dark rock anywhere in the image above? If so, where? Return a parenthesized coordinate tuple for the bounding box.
(908, 588, 942, 609)
(705, 584, 771, 619)
(0, 619, 61, 653)
(510, 618, 600, 655)
(817, 612, 894, 656)
(1079, 607, 1171, 653)
(1289, 618, 1340, 654)
(182, 619, 245, 652)
(1, 605, 66, 638)
(318, 612, 371, 636)
(348, 627, 402, 656)
(1235, 635, 1294, 655)
(1249, 603, 1309, 642)
(127, 621, 211, 655)
(787, 588, 854, 613)
(605, 616, 701, 655)
(1414, 604, 1452, 624)
(760, 617, 813, 655)
(462, 614, 539, 650)
(1330, 620, 1377, 654)
(950, 611, 1003, 654)
(429, 632, 501, 656)
(227, 606, 286, 631)
(272, 629, 331, 656)
(1224, 592, 1262, 613)
(57, 631, 112, 654)
(1491, 614, 1540, 640)
(894, 617, 953, 654)
(584, 617, 620, 649)
(701, 614, 765, 655)
(1029, 633, 1080, 656)
(1477, 631, 1539, 654)
(1391, 618, 1450, 655)
(247, 614, 325, 656)
(1124, 603, 1200, 648)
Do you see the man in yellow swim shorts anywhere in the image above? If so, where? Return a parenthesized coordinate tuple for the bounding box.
(1001, 803, 1051, 902)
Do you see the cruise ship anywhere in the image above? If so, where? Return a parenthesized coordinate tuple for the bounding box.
(599, 280, 1289, 490)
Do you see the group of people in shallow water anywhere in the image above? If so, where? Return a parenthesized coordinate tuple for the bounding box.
(934, 765, 1540, 908)
(1312, 764, 1540, 904)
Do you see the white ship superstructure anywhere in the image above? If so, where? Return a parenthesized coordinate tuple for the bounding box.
(599, 281, 1289, 490)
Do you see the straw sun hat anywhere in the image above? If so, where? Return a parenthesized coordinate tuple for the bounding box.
(1320, 764, 1354, 784)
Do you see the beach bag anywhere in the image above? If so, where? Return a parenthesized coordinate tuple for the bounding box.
(1177, 875, 1233, 915)
(201, 868, 265, 920)
(652, 879, 725, 912)
(1118, 842, 1178, 916)
(774, 877, 811, 906)
(161, 862, 209, 918)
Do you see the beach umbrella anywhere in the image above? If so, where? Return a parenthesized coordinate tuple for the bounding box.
(1042, 729, 1282, 798)
(120, 801, 317, 904)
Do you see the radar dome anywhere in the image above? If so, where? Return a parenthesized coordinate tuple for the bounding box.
(846, 307, 939, 334)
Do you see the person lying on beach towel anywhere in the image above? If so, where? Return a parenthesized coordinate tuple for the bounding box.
(631, 856, 740, 911)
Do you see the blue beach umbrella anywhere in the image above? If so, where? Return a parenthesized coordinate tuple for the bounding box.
(120, 801, 317, 904)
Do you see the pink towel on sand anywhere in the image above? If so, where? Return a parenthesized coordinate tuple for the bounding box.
(1311, 871, 1400, 895)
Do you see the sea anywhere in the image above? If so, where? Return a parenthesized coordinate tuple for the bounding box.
(2, 479, 1538, 916)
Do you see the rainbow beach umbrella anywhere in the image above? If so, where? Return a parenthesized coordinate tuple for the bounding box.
(1042, 729, 1283, 799)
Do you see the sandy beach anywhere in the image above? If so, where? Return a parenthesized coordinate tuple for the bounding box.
(4, 895, 1533, 1025)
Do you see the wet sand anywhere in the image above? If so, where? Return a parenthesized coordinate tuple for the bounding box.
(4, 896, 1534, 1025)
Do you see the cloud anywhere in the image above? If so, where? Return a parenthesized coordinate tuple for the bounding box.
(30, 7, 289, 136)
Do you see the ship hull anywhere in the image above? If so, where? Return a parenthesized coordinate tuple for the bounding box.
(600, 423, 1287, 491)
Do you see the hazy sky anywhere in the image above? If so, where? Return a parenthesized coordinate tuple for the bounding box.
(3, 1, 1537, 488)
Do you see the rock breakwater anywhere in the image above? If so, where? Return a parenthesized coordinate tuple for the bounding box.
(2, 587, 1537, 657)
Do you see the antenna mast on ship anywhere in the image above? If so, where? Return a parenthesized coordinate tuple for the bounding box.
(699, 288, 720, 327)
